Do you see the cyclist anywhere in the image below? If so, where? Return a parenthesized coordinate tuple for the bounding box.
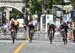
(28, 21, 35, 43)
(48, 22, 56, 44)
(10, 17, 19, 43)
(60, 22, 69, 45)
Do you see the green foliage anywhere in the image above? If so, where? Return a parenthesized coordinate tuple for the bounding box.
(0, 8, 3, 11)
(53, 0, 63, 5)
(22, 0, 29, 3)
(11, 9, 23, 18)
(30, 0, 65, 14)
(23, 0, 67, 14)
(30, 0, 42, 14)
(30, 7, 35, 14)
(71, 0, 75, 7)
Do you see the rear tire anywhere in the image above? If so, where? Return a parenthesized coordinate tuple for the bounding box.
(64, 39, 67, 45)
(50, 39, 52, 44)
(29, 31, 34, 43)
(63, 32, 67, 45)
(49, 31, 53, 44)
(12, 37, 15, 44)
(11, 30, 16, 44)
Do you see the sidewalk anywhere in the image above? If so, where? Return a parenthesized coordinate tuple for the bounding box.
(0, 31, 26, 40)
(0, 31, 73, 43)
(0, 31, 61, 40)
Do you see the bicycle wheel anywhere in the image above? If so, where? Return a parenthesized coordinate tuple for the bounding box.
(63, 31, 67, 45)
(3, 29, 7, 36)
(12, 36, 15, 43)
(11, 30, 16, 44)
(29, 31, 34, 43)
(64, 39, 67, 45)
(49, 31, 53, 44)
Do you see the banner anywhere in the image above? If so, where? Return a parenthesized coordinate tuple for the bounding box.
(63, 15, 67, 22)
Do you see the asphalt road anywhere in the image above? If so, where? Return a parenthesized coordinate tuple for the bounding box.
(20, 40, 75, 53)
(0, 40, 26, 53)
(0, 39, 75, 53)
(0, 31, 75, 53)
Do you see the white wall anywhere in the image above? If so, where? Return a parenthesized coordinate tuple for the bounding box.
(17, 19, 24, 27)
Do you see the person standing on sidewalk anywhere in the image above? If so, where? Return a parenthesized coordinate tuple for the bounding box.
(72, 21, 75, 42)
(67, 21, 73, 41)
(67, 21, 71, 40)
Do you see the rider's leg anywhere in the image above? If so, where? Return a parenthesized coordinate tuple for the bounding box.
(53, 28, 55, 39)
(29, 30, 32, 43)
(11, 32, 15, 44)
(31, 32, 34, 40)
(29, 31, 34, 43)
(63, 31, 67, 45)
(14, 28, 18, 38)
(49, 31, 53, 44)
(12, 36, 15, 44)
(65, 32, 67, 44)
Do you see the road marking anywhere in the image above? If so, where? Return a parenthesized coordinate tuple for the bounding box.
(14, 34, 30, 53)
(14, 40, 28, 53)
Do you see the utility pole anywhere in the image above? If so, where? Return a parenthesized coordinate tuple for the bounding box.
(42, 0, 46, 14)
(22, 0, 29, 25)
(22, 0, 30, 40)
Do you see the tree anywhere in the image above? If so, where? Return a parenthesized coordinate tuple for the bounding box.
(71, 0, 75, 9)
(23, 0, 66, 14)
(10, 8, 23, 18)
(42, 0, 63, 9)
(30, 0, 42, 14)
(30, 0, 65, 14)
